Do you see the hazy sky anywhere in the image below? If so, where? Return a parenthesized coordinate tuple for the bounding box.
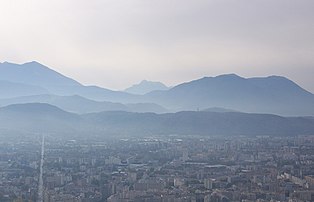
(0, 0, 314, 92)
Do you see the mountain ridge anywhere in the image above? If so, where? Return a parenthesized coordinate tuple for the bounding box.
(1, 61, 314, 116)
(143, 74, 314, 116)
(0, 61, 138, 102)
(0, 94, 168, 114)
(0, 61, 82, 88)
(1, 103, 314, 137)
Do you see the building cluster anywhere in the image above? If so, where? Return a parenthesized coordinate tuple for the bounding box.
(1, 135, 314, 201)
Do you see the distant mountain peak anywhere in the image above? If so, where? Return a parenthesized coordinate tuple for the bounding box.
(22, 61, 58, 71)
(125, 80, 169, 95)
(266, 75, 291, 81)
(1, 61, 15, 65)
(1, 103, 68, 115)
(194, 74, 244, 83)
(1, 61, 41, 66)
(148, 74, 314, 116)
(24, 61, 40, 65)
(217, 73, 240, 77)
(215, 73, 244, 79)
(0, 61, 82, 89)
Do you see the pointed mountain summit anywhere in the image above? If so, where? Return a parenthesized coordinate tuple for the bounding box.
(125, 80, 169, 95)
(0, 61, 81, 89)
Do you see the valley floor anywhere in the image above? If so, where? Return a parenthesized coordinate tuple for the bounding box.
(0, 134, 314, 201)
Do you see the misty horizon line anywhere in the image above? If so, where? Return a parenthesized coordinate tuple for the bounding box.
(1, 60, 312, 94)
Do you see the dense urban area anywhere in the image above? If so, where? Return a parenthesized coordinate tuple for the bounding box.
(1, 134, 314, 202)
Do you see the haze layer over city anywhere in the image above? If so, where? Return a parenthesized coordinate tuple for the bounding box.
(0, 1, 314, 202)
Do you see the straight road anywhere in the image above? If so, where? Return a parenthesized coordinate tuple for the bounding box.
(38, 135, 45, 202)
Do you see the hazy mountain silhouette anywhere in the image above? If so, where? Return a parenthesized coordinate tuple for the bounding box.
(143, 74, 314, 116)
(202, 107, 238, 113)
(1, 61, 314, 116)
(125, 80, 169, 95)
(0, 61, 81, 89)
(0, 61, 136, 102)
(1, 103, 313, 136)
(0, 103, 83, 134)
(0, 94, 167, 114)
(0, 80, 48, 99)
(125, 103, 167, 113)
(85, 110, 314, 136)
(0, 102, 77, 118)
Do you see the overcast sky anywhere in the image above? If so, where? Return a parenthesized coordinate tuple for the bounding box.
(0, 0, 314, 92)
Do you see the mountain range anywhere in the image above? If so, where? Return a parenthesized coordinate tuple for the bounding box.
(0, 61, 314, 137)
(1, 61, 314, 116)
(0, 94, 167, 114)
(0, 61, 135, 102)
(0, 103, 313, 137)
(142, 74, 314, 116)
